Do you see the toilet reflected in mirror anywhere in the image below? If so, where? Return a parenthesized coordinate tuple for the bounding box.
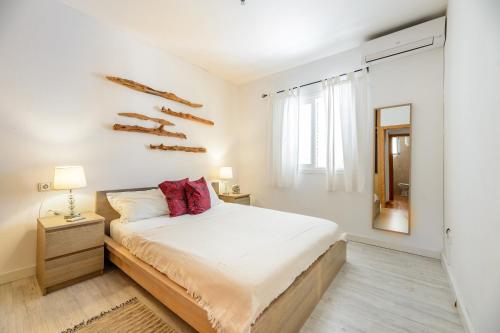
(373, 104, 411, 234)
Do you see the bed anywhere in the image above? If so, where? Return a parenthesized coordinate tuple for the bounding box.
(96, 187, 346, 333)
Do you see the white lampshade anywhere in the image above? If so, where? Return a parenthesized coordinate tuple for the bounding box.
(219, 166, 233, 180)
(53, 166, 87, 190)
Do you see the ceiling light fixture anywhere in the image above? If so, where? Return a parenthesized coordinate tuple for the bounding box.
(241, 0, 246, 5)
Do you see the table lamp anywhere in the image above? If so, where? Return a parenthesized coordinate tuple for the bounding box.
(219, 166, 233, 195)
(53, 166, 87, 220)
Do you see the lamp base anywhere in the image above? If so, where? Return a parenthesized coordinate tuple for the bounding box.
(221, 181, 231, 196)
(65, 214, 85, 223)
(64, 189, 84, 222)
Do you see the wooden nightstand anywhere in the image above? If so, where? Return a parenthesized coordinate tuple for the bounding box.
(36, 212, 105, 295)
(218, 193, 251, 205)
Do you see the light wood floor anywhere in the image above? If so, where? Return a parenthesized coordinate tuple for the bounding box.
(374, 196, 409, 233)
(301, 242, 463, 333)
(373, 207, 409, 233)
(0, 242, 463, 333)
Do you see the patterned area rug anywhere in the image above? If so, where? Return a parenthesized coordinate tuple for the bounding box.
(61, 297, 178, 333)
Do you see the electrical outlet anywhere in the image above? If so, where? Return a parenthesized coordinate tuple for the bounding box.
(37, 182, 52, 192)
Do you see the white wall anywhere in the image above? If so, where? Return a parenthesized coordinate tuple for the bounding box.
(443, 0, 500, 332)
(237, 47, 444, 256)
(0, 0, 238, 279)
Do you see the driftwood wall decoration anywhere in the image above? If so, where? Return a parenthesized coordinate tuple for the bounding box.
(161, 107, 214, 126)
(118, 112, 175, 126)
(150, 144, 206, 153)
(107, 75, 209, 152)
(113, 124, 187, 139)
(106, 76, 203, 108)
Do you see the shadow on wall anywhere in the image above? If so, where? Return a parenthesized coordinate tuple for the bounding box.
(0, 220, 37, 274)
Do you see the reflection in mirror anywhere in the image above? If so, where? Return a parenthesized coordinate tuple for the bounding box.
(373, 104, 411, 234)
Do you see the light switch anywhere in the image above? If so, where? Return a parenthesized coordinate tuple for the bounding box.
(37, 182, 52, 192)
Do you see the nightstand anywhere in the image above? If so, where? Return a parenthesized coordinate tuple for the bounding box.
(36, 212, 105, 295)
(218, 193, 251, 205)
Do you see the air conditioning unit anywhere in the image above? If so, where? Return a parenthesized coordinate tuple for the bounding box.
(362, 16, 446, 65)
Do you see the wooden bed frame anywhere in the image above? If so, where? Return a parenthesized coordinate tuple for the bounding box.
(96, 188, 346, 333)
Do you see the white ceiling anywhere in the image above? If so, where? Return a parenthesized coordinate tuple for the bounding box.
(60, 0, 447, 84)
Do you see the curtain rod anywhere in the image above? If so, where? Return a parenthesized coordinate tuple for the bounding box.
(261, 66, 369, 98)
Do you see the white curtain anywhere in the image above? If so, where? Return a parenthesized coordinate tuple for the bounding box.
(271, 88, 300, 188)
(323, 69, 368, 192)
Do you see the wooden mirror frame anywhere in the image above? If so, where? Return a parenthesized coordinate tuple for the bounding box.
(372, 103, 412, 235)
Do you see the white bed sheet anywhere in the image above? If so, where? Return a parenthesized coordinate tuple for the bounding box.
(110, 203, 344, 333)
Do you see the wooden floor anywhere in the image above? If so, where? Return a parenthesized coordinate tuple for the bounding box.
(373, 207, 409, 233)
(0, 242, 463, 333)
(301, 242, 463, 333)
(374, 196, 409, 233)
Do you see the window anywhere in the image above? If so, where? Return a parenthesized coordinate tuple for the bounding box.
(391, 137, 400, 155)
(298, 102, 312, 165)
(299, 94, 325, 170)
(298, 88, 344, 172)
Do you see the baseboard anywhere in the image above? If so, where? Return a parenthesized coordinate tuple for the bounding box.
(441, 254, 475, 333)
(346, 234, 441, 259)
(0, 265, 36, 285)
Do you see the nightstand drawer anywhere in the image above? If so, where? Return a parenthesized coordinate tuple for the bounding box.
(233, 197, 250, 205)
(44, 247, 104, 287)
(45, 222, 104, 259)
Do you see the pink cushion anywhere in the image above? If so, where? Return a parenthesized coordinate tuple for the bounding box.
(158, 178, 188, 217)
(185, 177, 211, 215)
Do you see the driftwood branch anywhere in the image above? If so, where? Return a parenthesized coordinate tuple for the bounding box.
(149, 144, 206, 153)
(106, 76, 203, 108)
(118, 113, 175, 126)
(113, 124, 187, 139)
(161, 107, 214, 126)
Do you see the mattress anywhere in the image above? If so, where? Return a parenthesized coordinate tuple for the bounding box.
(110, 202, 344, 333)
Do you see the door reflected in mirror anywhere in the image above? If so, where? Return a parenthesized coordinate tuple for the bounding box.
(373, 104, 411, 234)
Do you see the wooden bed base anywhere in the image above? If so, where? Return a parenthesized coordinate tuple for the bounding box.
(97, 188, 346, 333)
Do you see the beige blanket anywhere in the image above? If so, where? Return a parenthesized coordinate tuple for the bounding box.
(111, 203, 343, 333)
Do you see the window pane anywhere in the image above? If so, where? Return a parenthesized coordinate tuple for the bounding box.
(392, 137, 400, 155)
(299, 103, 312, 165)
(316, 97, 327, 168)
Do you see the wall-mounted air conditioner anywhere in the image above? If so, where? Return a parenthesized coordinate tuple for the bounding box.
(362, 16, 446, 65)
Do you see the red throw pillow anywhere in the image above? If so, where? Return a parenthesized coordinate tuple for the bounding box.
(185, 177, 211, 215)
(158, 178, 188, 217)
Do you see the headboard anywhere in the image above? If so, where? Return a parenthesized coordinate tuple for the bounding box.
(95, 187, 157, 235)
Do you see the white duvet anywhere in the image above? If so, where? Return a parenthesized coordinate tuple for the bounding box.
(111, 203, 344, 333)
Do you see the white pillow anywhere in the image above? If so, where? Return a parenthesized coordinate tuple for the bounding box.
(107, 188, 169, 223)
(207, 181, 223, 207)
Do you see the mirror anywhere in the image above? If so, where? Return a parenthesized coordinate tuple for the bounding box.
(373, 104, 411, 234)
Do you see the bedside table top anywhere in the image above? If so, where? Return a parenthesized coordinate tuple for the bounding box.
(218, 193, 250, 199)
(37, 212, 104, 230)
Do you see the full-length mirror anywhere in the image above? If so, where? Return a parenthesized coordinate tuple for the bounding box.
(373, 104, 411, 234)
